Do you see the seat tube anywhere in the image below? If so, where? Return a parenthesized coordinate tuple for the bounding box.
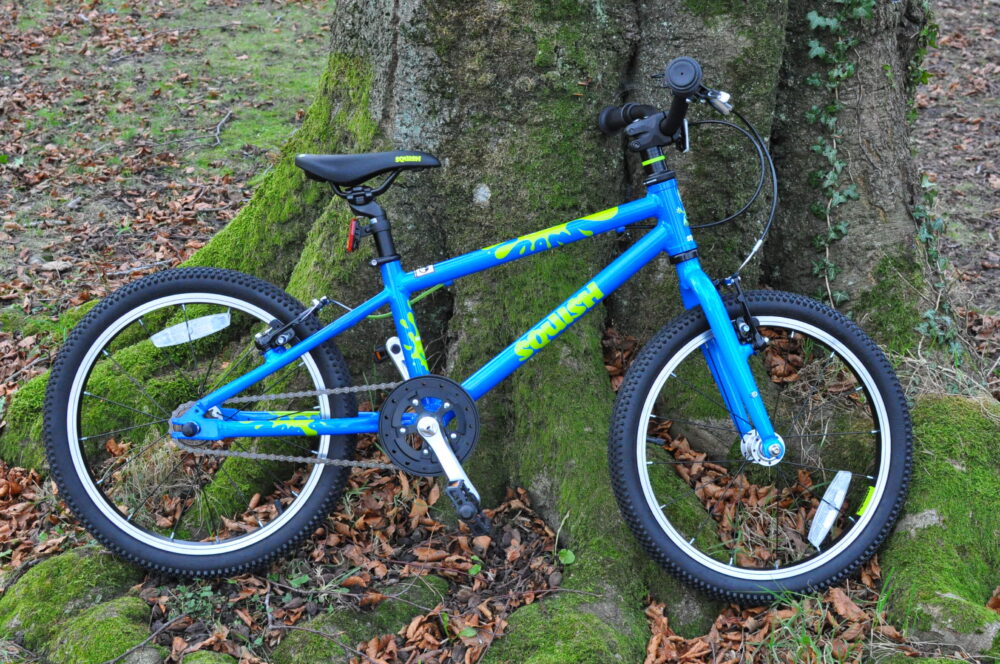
(380, 260, 430, 377)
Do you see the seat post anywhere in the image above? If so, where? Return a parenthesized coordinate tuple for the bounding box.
(370, 212, 400, 263)
(342, 186, 400, 264)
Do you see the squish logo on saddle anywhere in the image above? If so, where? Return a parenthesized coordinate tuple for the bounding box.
(514, 281, 604, 361)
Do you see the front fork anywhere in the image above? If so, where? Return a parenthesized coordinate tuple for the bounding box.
(675, 259, 785, 463)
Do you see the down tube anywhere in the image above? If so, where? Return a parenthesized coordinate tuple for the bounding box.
(463, 225, 670, 400)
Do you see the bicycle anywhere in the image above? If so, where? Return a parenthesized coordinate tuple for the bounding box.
(43, 57, 911, 603)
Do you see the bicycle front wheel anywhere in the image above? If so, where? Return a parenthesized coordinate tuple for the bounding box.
(609, 290, 911, 603)
(44, 267, 357, 577)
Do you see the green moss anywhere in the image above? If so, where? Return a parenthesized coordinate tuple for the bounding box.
(0, 371, 48, 469)
(852, 255, 924, 353)
(0, 300, 97, 345)
(270, 576, 449, 664)
(533, 36, 555, 68)
(48, 596, 165, 664)
(184, 53, 377, 288)
(181, 651, 235, 663)
(481, 595, 636, 664)
(881, 396, 1000, 655)
(0, 547, 143, 650)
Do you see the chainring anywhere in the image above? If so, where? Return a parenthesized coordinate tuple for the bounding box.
(377, 375, 479, 477)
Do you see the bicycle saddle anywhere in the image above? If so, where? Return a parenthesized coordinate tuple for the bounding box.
(295, 150, 440, 187)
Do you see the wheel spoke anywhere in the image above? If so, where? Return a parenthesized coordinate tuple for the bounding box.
(780, 429, 877, 440)
(125, 455, 186, 523)
(207, 341, 258, 394)
(649, 416, 739, 436)
(667, 369, 753, 431)
(81, 419, 169, 442)
(100, 349, 171, 416)
(139, 317, 198, 396)
(96, 431, 170, 485)
(83, 391, 158, 420)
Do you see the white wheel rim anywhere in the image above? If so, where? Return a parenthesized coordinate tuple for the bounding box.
(635, 315, 891, 580)
(67, 293, 333, 556)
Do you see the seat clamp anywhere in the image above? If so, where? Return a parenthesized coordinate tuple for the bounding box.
(369, 254, 401, 267)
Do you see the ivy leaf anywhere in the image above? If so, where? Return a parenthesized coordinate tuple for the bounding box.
(807, 39, 827, 59)
(806, 11, 840, 31)
(850, 1, 875, 19)
(458, 627, 477, 638)
(558, 549, 576, 565)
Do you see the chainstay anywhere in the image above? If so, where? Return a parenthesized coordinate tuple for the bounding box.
(171, 381, 403, 470)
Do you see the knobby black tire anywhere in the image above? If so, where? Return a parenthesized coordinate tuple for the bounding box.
(608, 290, 912, 604)
(44, 267, 357, 577)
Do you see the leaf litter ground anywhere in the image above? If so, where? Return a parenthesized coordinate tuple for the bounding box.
(1, 1, 998, 663)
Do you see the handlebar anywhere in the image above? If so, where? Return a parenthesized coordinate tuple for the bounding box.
(597, 56, 730, 146)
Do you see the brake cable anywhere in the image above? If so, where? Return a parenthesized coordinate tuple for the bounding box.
(626, 107, 778, 277)
(730, 108, 778, 275)
(686, 118, 766, 229)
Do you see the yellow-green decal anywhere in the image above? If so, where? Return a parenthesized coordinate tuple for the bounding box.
(395, 155, 422, 163)
(399, 312, 429, 372)
(856, 486, 876, 517)
(251, 419, 319, 436)
(483, 207, 618, 260)
(514, 281, 605, 362)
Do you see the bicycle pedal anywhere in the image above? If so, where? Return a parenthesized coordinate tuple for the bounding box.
(445, 480, 480, 520)
(466, 512, 493, 536)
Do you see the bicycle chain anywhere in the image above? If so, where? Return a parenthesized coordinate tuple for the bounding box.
(171, 382, 402, 471)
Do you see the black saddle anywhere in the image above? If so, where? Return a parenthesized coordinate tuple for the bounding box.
(295, 150, 440, 187)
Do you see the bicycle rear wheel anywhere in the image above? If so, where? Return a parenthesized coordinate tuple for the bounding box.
(44, 267, 356, 577)
(609, 290, 911, 603)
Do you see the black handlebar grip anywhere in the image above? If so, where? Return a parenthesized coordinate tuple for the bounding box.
(598, 103, 659, 135)
(598, 105, 629, 135)
(664, 57, 703, 96)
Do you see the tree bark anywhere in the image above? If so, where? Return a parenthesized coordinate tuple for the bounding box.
(766, 0, 933, 351)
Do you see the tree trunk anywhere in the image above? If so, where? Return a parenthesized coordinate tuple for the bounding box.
(765, 0, 933, 352)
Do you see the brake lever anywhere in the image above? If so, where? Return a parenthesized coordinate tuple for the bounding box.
(705, 88, 733, 115)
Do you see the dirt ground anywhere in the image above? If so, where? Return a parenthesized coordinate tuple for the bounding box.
(912, 0, 1000, 313)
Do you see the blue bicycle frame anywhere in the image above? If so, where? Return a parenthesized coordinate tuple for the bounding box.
(172, 178, 783, 458)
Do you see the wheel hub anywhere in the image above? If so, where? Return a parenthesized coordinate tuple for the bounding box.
(740, 429, 785, 466)
(377, 375, 479, 476)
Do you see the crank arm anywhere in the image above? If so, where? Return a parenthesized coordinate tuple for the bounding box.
(416, 415, 480, 504)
